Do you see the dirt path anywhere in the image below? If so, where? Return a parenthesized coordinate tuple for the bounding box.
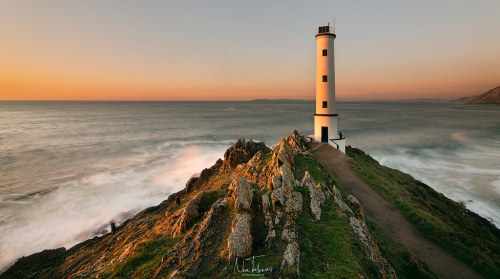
(311, 143, 481, 279)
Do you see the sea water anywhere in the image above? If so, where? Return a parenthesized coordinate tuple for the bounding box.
(0, 101, 499, 271)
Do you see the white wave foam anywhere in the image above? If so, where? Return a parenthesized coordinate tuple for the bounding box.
(0, 141, 230, 272)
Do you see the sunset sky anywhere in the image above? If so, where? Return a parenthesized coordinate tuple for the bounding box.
(1, 0, 499, 101)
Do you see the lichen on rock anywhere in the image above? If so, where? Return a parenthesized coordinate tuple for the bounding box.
(227, 213, 253, 260)
(333, 185, 353, 215)
(302, 171, 326, 221)
(350, 216, 397, 278)
(228, 177, 254, 212)
(346, 194, 364, 221)
(281, 241, 300, 276)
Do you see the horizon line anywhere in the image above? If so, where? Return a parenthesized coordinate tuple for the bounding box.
(0, 98, 456, 102)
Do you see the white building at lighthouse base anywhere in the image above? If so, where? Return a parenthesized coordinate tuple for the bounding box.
(312, 114, 345, 153)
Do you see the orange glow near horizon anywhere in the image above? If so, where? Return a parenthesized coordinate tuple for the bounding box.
(1, 63, 497, 100)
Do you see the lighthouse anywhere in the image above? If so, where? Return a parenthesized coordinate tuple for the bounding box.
(312, 22, 346, 153)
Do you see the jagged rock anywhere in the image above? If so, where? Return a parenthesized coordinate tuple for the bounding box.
(197, 159, 223, 185)
(279, 163, 294, 190)
(271, 174, 282, 189)
(245, 150, 264, 181)
(282, 227, 297, 242)
(284, 191, 303, 216)
(265, 229, 276, 246)
(282, 218, 298, 242)
(333, 185, 353, 215)
(270, 131, 307, 175)
(224, 138, 270, 169)
(171, 192, 204, 237)
(227, 214, 253, 260)
(271, 185, 292, 210)
(287, 129, 308, 153)
(350, 217, 397, 278)
(228, 177, 254, 212)
(274, 210, 283, 225)
(301, 170, 314, 187)
(197, 197, 230, 241)
(281, 241, 300, 276)
(262, 193, 271, 212)
(323, 183, 334, 198)
(302, 171, 326, 221)
(213, 196, 231, 210)
(168, 269, 183, 279)
(275, 139, 293, 168)
(185, 176, 198, 193)
(262, 192, 274, 230)
(347, 195, 365, 221)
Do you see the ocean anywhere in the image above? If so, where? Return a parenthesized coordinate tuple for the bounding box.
(0, 101, 499, 271)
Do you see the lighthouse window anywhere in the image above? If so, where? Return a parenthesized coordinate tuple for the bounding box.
(322, 101, 327, 108)
(322, 49, 327, 56)
(322, 75, 328, 82)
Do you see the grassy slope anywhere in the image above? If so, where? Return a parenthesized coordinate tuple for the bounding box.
(101, 236, 182, 279)
(347, 146, 500, 279)
(294, 154, 436, 279)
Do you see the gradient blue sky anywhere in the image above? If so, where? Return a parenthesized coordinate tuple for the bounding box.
(1, 0, 499, 100)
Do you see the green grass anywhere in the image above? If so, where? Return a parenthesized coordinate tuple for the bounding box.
(294, 154, 333, 186)
(262, 152, 273, 162)
(297, 198, 369, 279)
(294, 154, 350, 200)
(347, 146, 500, 278)
(101, 236, 182, 279)
(293, 154, 377, 278)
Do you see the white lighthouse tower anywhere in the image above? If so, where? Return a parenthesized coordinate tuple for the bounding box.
(312, 22, 346, 153)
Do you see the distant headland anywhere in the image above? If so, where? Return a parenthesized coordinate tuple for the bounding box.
(452, 86, 500, 104)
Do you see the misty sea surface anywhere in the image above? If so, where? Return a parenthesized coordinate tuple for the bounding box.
(0, 100, 499, 271)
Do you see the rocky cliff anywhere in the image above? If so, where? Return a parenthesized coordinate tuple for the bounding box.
(3, 131, 487, 279)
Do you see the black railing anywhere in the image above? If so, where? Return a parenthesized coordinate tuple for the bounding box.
(316, 26, 335, 35)
(329, 139, 339, 150)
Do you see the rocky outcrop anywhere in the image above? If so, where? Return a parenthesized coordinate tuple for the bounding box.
(284, 191, 303, 216)
(281, 241, 300, 275)
(347, 194, 364, 221)
(302, 171, 326, 221)
(228, 177, 254, 212)
(227, 213, 253, 260)
(197, 197, 230, 241)
(350, 217, 397, 278)
(170, 191, 203, 237)
(344, 194, 397, 278)
(223, 138, 270, 169)
(333, 185, 353, 215)
(184, 176, 198, 193)
(191, 159, 223, 190)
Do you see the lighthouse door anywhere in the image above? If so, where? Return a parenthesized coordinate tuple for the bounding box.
(321, 127, 328, 142)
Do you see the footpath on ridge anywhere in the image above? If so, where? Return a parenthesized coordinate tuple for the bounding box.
(311, 142, 481, 279)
